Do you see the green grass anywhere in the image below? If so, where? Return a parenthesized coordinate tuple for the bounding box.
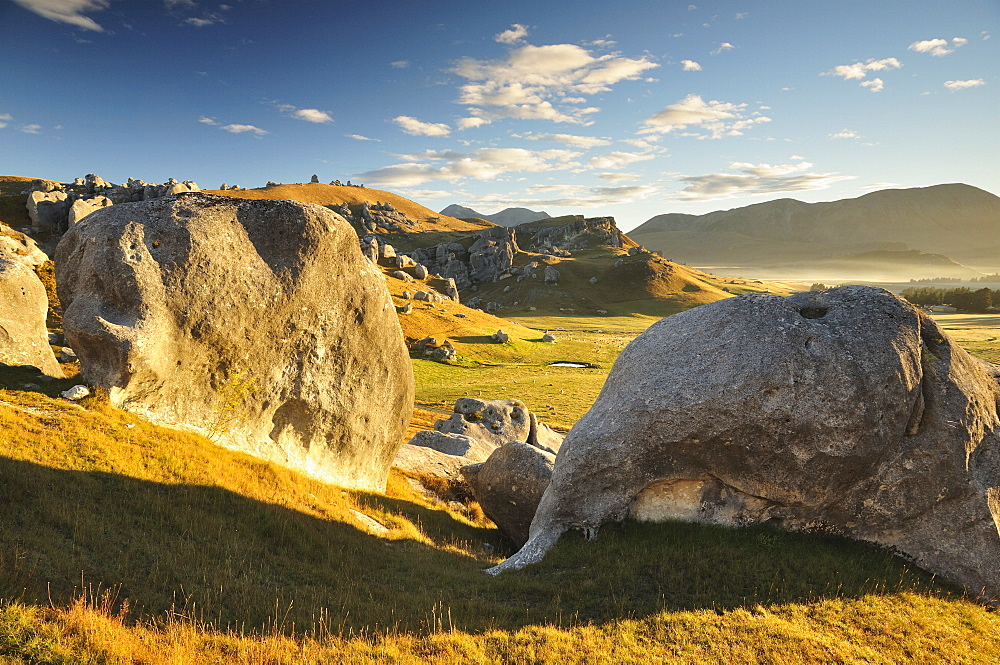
(2, 366, 999, 663)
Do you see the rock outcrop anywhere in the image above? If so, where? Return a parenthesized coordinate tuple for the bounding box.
(393, 398, 562, 478)
(56, 193, 413, 491)
(491, 286, 1000, 602)
(0, 223, 48, 269)
(0, 258, 63, 377)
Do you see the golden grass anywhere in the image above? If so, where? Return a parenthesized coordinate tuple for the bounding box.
(205, 183, 493, 235)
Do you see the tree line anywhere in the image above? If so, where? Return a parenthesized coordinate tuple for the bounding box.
(900, 286, 998, 313)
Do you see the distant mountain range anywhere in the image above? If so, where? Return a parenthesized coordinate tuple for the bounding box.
(439, 204, 550, 226)
(629, 184, 1000, 278)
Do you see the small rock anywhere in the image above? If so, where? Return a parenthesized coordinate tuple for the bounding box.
(61, 385, 90, 400)
(59, 347, 78, 363)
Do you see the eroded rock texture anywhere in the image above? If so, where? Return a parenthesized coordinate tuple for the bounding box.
(492, 286, 1000, 601)
(56, 193, 413, 491)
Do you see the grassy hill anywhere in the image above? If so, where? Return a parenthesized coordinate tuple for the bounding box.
(2, 373, 998, 663)
(631, 183, 1000, 274)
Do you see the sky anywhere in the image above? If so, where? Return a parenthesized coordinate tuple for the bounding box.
(1, 0, 997, 231)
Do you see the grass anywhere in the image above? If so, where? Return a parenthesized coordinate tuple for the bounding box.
(1, 364, 999, 662)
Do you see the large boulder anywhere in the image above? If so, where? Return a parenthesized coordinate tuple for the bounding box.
(55, 193, 414, 491)
(437, 397, 562, 453)
(491, 286, 1000, 601)
(393, 430, 488, 478)
(68, 196, 113, 226)
(0, 223, 48, 269)
(462, 442, 556, 545)
(27, 190, 70, 233)
(0, 258, 63, 377)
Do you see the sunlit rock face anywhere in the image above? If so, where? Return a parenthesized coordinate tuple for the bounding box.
(492, 286, 1000, 602)
(56, 193, 413, 491)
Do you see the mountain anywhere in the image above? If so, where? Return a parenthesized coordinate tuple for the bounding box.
(630, 184, 1000, 275)
(440, 204, 551, 226)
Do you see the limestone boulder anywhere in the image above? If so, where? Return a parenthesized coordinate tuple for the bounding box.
(437, 398, 562, 454)
(394, 430, 490, 479)
(68, 196, 113, 226)
(27, 190, 70, 233)
(462, 442, 556, 545)
(0, 222, 48, 269)
(0, 258, 63, 377)
(55, 193, 414, 491)
(492, 286, 1000, 602)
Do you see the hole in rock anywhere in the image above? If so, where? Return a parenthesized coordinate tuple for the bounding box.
(799, 306, 829, 319)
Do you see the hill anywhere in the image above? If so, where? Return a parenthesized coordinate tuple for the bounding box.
(208, 183, 494, 236)
(440, 203, 551, 226)
(631, 184, 1000, 275)
(216, 187, 787, 319)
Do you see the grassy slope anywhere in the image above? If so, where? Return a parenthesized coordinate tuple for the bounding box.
(2, 378, 997, 663)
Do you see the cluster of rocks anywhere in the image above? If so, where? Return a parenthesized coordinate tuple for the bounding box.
(334, 201, 415, 234)
(409, 226, 518, 290)
(486, 285, 1000, 602)
(329, 179, 363, 187)
(394, 398, 563, 542)
(25, 175, 201, 234)
(359, 236, 460, 303)
(415, 336, 456, 361)
(53, 193, 414, 491)
(217, 183, 244, 191)
(522, 217, 624, 254)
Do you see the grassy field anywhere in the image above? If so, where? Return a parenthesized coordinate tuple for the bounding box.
(930, 313, 1000, 366)
(1, 369, 998, 663)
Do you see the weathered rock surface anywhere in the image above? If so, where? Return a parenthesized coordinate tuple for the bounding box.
(27, 190, 70, 233)
(394, 398, 563, 478)
(56, 193, 414, 491)
(394, 430, 492, 478)
(462, 442, 556, 545)
(0, 258, 63, 377)
(491, 286, 1000, 602)
(0, 223, 48, 269)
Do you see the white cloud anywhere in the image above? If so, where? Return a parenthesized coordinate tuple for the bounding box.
(393, 115, 451, 137)
(357, 147, 581, 187)
(467, 184, 658, 210)
(291, 108, 333, 123)
(829, 129, 860, 139)
(638, 94, 772, 139)
(598, 172, 639, 183)
(710, 42, 735, 55)
(390, 60, 410, 68)
(346, 134, 379, 141)
(0, 113, 11, 129)
(221, 124, 267, 136)
(983, 31, 992, 41)
(587, 150, 656, 169)
(860, 78, 884, 92)
(457, 116, 490, 130)
(824, 57, 901, 85)
(908, 37, 967, 56)
(735, 12, 748, 19)
(944, 78, 985, 91)
(276, 104, 334, 124)
(185, 17, 214, 27)
(520, 132, 612, 148)
(21, 124, 43, 134)
(681, 60, 702, 71)
(495, 23, 529, 44)
(198, 116, 218, 125)
(451, 42, 658, 125)
(676, 161, 855, 201)
(11, 0, 108, 31)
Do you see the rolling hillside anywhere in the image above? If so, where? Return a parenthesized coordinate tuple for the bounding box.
(631, 183, 1000, 275)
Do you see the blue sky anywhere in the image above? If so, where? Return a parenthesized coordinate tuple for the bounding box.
(1, 0, 996, 231)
